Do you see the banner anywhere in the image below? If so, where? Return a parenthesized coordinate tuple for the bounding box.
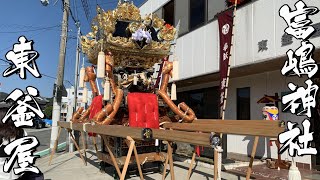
(218, 10, 234, 118)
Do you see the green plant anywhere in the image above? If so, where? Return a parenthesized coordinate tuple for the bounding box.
(44, 106, 53, 119)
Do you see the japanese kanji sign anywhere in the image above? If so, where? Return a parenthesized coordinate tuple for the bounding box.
(1, 36, 42, 177)
(218, 9, 234, 118)
(2, 36, 41, 79)
(2, 86, 44, 127)
(279, 0, 318, 157)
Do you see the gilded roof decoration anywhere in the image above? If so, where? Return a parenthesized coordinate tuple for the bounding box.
(80, 1, 177, 68)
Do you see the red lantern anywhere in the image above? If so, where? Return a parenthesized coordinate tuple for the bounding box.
(228, 0, 245, 5)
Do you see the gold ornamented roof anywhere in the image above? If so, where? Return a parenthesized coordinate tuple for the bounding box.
(81, 1, 176, 68)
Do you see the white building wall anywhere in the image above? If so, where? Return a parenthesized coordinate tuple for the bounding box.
(60, 88, 93, 121)
(140, 0, 320, 166)
(139, 0, 170, 18)
(224, 70, 310, 165)
(142, 0, 320, 80)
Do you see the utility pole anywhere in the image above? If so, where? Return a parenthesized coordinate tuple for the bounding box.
(68, 22, 81, 152)
(74, 22, 80, 119)
(50, 0, 69, 150)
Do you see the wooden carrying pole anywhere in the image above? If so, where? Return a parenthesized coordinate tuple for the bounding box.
(56, 121, 284, 179)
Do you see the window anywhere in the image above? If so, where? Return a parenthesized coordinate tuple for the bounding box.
(163, 0, 174, 26)
(207, 0, 227, 21)
(176, 87, 219, 158)
(190, 0, 206, 30)
(177, 87, 219, 119)
(237, 87, 250, 120)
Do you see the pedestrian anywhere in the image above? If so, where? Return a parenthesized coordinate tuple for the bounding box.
(0, 118, 25, 179)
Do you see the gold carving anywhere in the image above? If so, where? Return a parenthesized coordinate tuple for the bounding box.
(152, 14, 165, 29)
(80, 1, 176, 68)
(159, 24, 176, 41)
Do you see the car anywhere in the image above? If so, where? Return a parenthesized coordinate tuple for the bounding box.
(43, 119, 52, 127)
(33, 118, 46, 129)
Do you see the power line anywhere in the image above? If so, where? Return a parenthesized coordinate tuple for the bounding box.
(0, 58, 59, 82)
(0, 28, 69, 56)
(81, 0, 91, 23)
(0, 25, 61, 34)
(73, 0, 78, 20)
(75, 0, 118, 9)
(0, 24, 57, 30)
(0, 58, 10, 64)
(41, 73, 56, 79)
(68, 6, 83, 36)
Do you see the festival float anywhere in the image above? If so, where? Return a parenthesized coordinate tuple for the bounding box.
(50, 1, 285, 180)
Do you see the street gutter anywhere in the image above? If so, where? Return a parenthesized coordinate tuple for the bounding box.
(35, 142, 66, 157)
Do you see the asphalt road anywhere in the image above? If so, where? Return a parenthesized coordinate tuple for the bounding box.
(25, 127, 68, 152)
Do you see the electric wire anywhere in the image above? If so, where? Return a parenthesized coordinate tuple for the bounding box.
(0, 58, 68, 84)
(81, 0, 91, 23)
(0, 25, 61, 34)
(73, 0, 78, 20)
(0, 27, 68, 55)
(75, 0, 118, 9)
(68, 6, 83, 36)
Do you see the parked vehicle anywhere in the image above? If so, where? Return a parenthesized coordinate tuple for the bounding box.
(43, 119, 52, 127)
(33, 118, 46, 129)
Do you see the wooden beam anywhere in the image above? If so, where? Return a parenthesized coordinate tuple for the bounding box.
(168, 142, 175, 180)
(68, 129, 87, 165)
(72, 123, 83, 131)
(214, 149, 218, 180)
(48, 126, 62, 165)
(80, 131, 87, 166)
(82, 124, 211, 146)
(246, 136, 259, 180)
(187, 152, 196, 180)
(59, 121, 71, 129)
(120, 139, 135, 180)
(163, 120, 283, 138)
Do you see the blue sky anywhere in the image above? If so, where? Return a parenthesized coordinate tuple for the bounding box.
(0, 0, 145, 97)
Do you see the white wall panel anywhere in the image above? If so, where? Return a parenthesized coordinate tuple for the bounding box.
(156, 0, 170, 10)
(253, 0, 276, 61)
(176, 37, 184, 80)
(140, 0, 170, 17)
(139, 1, 151, 17)
(234, 3, 254, 66)
(192, 26, 206, 76)
(205, 21, 219, 73)
(181, 33, 193, 79)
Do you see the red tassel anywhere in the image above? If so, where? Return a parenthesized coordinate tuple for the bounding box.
(88, 132, 96, 137)
(196, 146, 201, 157)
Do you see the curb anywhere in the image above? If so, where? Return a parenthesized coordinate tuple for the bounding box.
(35, 142, 66, 157)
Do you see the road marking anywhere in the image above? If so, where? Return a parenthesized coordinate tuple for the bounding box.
(35, 142, 66, 157)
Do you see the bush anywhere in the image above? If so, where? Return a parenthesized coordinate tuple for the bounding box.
(44, 106, 53, 119)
